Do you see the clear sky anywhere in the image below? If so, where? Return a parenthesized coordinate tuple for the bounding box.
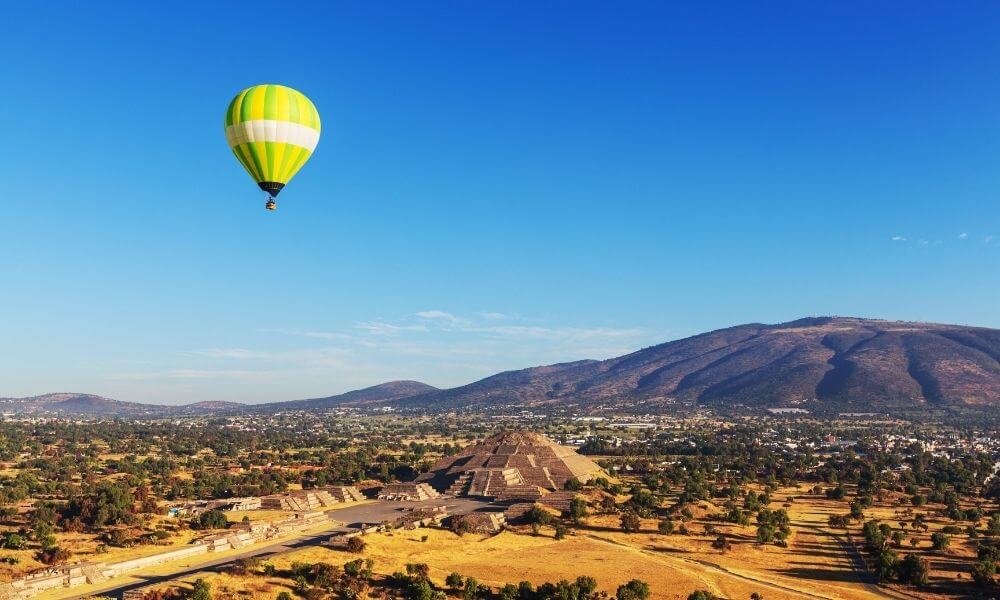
(2, 2, 998, 404)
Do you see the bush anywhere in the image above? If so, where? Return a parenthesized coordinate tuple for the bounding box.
(972, 559, 996, 586)
(36, 546, 71, 565)
(190, 578, 211, 600)
(930, 532, 950, 551)
(897, 554, 929, 586)
(687, 591, 718, 600)
(0, 532, 26, 550)
(616, 579, 651, 600)
(568, 497, 588, 525)
(463, 577, 481, 600)
(346, 536, 366, 553)
(620, 512, 641, 533)
(446, 572, 464, 590)
(194, 510, 229, 530)
(499, 584, 518, 600)
(756, 525, 775, 544)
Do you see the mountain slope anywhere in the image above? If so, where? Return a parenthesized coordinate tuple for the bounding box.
(260, 380, 439, 411)
(3, 318, 997, 415)
(0, 393, 168, 416)
(398, 317, 999, 410)
(0, 381, 439, 416)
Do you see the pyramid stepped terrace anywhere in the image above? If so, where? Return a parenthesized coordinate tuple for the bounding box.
(417, 431, 602, 501)
(377, 482, 440, 501)
(260, 486, 363, 511)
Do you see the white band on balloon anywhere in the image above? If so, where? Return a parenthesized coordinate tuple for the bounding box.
(225, 120, 320, 152)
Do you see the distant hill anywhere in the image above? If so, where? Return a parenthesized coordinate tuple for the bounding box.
(396, 317, 999, 411)
(259, 380, 439, 411)
(3, 318, 997, 416)
(0, 393, 167, 417)
(0, 381, 438, 417)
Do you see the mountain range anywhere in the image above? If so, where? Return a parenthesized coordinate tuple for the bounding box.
(3, 317, 997, 416)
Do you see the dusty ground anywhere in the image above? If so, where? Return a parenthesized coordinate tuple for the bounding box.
(192, 491, 888, 600)
(188, 486, 981, 600)
(13, 486, 993, 600)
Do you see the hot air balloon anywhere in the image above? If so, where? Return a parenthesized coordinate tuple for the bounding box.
(223, 84, 321, 210)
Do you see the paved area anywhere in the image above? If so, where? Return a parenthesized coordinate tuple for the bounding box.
(61, 497, 497, 600)
(324, 496, 496, 531)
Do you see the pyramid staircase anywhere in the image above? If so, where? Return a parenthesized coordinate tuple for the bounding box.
(445, 472, 472, 496)
(80, 565, 108, 585)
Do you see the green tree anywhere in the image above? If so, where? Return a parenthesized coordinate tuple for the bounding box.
(464, 577, 481, 600)
(620, 512, 641, 533)
(190, 578, 212, 600)
(196, 510, 229, 530)
(972, 559, 996, 586)
(445, 572, 464, 591)
(897, 554, 929, 586)
(617, 579, 651, 600)
(568, 497, 588, 525)
(930, 532, 950, 551)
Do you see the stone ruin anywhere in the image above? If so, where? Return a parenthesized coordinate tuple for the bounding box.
(417, 431, 602, 501)
(445, 512, 507, 534)
(0, 511, 337, 600)
(260, 486, 364, 511)
(376, 482, 440, 501)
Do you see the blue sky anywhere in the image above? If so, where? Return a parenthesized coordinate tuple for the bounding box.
(1, 2, 998, 404)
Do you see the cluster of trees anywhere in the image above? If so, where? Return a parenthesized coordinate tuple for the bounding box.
(447, 572, 650, 600)
(861, 520, 930, 586)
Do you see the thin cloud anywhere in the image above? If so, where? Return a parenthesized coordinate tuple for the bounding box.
(891, 236, 906, 242)
(109, 369, 267, 381)
(355, 321, 429, 336)
(184, 348, 267, 359)
(259, 328, 352, 341)
(478, 311, 509, 320)
(958, 232, 969, 240)
(415, 310, 460, 322)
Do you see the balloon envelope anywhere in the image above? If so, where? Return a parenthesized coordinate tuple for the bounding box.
(224, 84, 321, 197)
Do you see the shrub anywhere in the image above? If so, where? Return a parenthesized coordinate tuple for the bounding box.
(616, 579, 651, 600)
(0, 532, 26, 550)
(346, 536, 366, 553)
(972, 559, 996, 586)
(463, 577, 480, 600)
(194, 510, 229, 530)
(37, 546, 71, 565)
(445, 572, 464, 590)
(897, 554, 929, 586)
(930, 532, 950, 551)
(568, 497, 588, 525)
(190, 579, 211, 600)
(620, 512, 641, 533)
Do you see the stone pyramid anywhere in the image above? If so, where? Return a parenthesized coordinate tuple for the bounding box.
(418, 431, 601, 501)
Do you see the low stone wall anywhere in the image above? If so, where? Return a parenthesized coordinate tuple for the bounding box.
(0, 511, 334, 599)
(105, 544, 209, 576)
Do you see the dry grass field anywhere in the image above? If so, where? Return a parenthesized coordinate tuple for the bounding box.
(23, 481, 984, 600)
(169, 484, 987, 600)
(162, 490, 889, 600)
